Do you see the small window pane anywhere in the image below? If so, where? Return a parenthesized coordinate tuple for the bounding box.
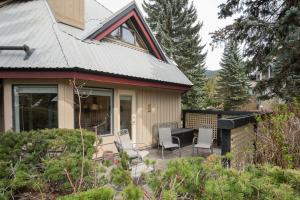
(74, 88, 113, 136)
(110, 27, 120, 38)
(13, 86, 58, 132)
(122, 27, 135, 45)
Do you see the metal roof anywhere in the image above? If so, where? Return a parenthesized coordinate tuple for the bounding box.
(0, 0, 193, 86)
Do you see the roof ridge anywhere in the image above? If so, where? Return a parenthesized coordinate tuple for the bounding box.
(94, 0, 113, 14)
(43, 0, 70, 67)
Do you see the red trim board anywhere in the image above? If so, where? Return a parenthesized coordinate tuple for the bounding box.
(94, 10, 162, 60)
(0, 71, 191, 91)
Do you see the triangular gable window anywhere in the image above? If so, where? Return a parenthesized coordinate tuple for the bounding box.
(89, 3, 166, 61)
(108, 19, 147, 49)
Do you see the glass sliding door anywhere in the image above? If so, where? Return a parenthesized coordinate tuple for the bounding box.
(13, 85, 58, 132)
(74, 88, 113, 136)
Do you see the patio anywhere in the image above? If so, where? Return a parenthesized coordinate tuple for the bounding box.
(147, 145, 221, 170)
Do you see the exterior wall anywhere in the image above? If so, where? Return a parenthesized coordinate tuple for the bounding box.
(136, 88, 181, 147)
(0, 80, 3, 132)
(47, 0, 85, 29)
(2, 78, 182, 150)
(230, 123, 255, 169)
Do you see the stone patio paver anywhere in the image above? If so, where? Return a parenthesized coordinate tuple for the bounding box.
(146, 145, 221, 170)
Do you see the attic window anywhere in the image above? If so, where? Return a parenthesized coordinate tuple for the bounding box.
(109, 21, 145, 48)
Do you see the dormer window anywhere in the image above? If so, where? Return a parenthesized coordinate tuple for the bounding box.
(110, 25, 135, 45)
(109, 20, 146, 48)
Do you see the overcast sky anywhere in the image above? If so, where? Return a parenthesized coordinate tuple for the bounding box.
(99, 0, 232, 70)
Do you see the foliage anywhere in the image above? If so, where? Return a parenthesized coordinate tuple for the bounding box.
(204, 75, 221, 108)
(148, 157, 300, 199)
(58, 187, 115, 200)
(212, 0, 300, 101)
(217, 41, 250, 110)
(0, 129, 96, 198)
(110, 167, 132, 189)
(255, 101, 300, 168)
(143, 0, 208, 109)
(121, 184, 143, 200)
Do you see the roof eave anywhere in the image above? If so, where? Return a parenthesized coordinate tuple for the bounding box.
(0, 68, 192, 91)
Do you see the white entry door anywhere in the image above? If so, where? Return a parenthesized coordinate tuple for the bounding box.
(119, 90, 136, 143)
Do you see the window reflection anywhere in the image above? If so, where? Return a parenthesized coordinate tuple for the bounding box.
(74, 88, 113, 136)
(13, 86, 58, 132)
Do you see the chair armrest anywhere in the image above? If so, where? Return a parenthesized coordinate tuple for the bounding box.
(192, 137, 198, 145)
(172, 136, 181, 147)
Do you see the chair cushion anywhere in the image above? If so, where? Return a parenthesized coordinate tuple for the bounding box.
(138, 150, 149, 159)
(126, 149, 149, 159)
(126, 150, 139, 158)
(163, 142, 179, 149)
(194, 143, 211, 149)
(130, 163, 154, 178)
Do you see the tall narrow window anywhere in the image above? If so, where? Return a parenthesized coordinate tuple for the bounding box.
(74, 88, 113, 136)
(13, 85, 58, 132)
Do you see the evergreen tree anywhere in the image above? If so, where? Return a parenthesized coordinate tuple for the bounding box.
(217, 41, 250, 110)
(143, 0, 207, 109)
(212, 0, 300, 101)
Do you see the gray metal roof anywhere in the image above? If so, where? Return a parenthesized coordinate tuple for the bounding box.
(0, 0, 192, 86)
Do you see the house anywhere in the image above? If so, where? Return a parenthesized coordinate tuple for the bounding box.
(248, 66, 282, 111)
(0, 0, 192, 152)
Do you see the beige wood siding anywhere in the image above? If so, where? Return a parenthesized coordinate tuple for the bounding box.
(47, 0, 85, 29)
(0, 81, 4, 132)
(136, 89, 182, 147)
(230, 124, 255, 169)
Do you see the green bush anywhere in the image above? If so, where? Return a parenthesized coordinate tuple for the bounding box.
(256, 101, 300, 168)
(148, 157, 300, 200)
(110, 167, 132, 189)
(0, 129, 96, 197)
(121, 184, 143, 200)
(58, 187, 115, 200)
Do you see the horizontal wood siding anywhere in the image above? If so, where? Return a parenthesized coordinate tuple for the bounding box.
(230, 124, 255, 169)
(136, 89, 181, 147)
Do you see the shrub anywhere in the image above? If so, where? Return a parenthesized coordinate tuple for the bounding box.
(148, 157, 300, 199)
(0, 129, 96, 197)
(256, 101, 300, 168)
(121, 184, 143, 200)
(58, 187, 115, 200)
(110, 167, 132, 189)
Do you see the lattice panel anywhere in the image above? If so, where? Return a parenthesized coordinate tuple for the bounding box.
(185, 113, 218, 139)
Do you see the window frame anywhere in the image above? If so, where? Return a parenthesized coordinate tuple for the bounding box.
(12, 84, 59, 132)
(73, 86, 114, 137)
(110, 23, 142, 48)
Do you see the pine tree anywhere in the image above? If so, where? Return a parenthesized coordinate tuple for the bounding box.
(217, 41, 250, 110)
(143, 0, 207, 109)
(212, 0, 300, 101)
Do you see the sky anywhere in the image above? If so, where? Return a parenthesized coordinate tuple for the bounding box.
(99, 0, 233, 70)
